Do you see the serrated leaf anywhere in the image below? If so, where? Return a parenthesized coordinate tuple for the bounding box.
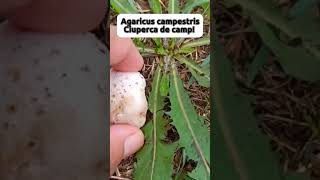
(110, 0, 139, 14)
(134, 67, 175, 180)
(169, 63, 210, 180)
(252, 16, 320, 81)
(181, 37, 210, 49)
(231, 0, 320, 58)
(182, 0, 209, 14)
(134, 118, 176, 180)
(168, 0, 179, 14)
(231, 0, 297, 38)
(212, 38, 284, 180)
(176, 56, 210, 88)
(149, 0, 162, 14)
(160, 73, 169, 96)
(174, 165, 196, 180)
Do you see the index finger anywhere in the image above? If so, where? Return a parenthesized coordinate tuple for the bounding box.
(110, 25, 143, 72)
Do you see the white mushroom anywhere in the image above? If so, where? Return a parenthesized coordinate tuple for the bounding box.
(110, 69, 148, 128)
(0, 22, 107, 179)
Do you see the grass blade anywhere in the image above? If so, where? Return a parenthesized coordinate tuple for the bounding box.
(212, 38, 284, 180)
(168, 0, 180, 14)
(134, 67, 175, 180)
(182, 0, 209, 14)
(180, 37, 210, 49)
(148, 0, 162, 14)
(110, 0, 139, 14)
(169, 63, 210, 180)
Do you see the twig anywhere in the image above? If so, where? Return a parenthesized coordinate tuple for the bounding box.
(261, 123, 297, 152)
(116, 168, 121, 176)
(110, 176, 131, 180)
(262, 114, 309, 126)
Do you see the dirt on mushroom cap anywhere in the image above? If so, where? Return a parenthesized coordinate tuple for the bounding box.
(110, 70, 148, 128)
(0, 22, 108, 179)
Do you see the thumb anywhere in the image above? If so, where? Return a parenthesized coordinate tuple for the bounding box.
(110, 124, 144, 174)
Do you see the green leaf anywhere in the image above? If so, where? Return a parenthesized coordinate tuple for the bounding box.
(160, 73, 170, 96)
(201, 2, 210, 18)
(181, 37, 210, 49)
(156, 46, 166, 55)
(188, 76, 195, 87)
(182, 0, 209, 14)
(289, 0, 315, 17)
(230, 0, 297, 38)
(153, 38, 162, 47)
(133, 38, 144, 48)
(168, 0, 180, 14)
(174, 163, 197, 180)
(179, 47, 196, 54)
(175, 56, 210, 88)
(148, 0, 162, 14)
(288, 0, 320, 45)
(169, 63, 210, 180)
(212, 38, 283, 180)
(138, 47, 157, 55)
(148, 67, 163, 113)
(110, 0, 139, 14)
(134, 67, 175, 180)
(128, 0, 138, 9)
(230, 0, 320, 58)
(247, 45, 271, 83)
(252, 16, 320, 81)
(201, 55, 210, 67)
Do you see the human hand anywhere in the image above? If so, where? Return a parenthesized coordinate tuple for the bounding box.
(1, 0, 145, 175)
(109, 25, 145, 174)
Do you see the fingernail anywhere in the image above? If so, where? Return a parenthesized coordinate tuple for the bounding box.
(124, 131, 144, 158)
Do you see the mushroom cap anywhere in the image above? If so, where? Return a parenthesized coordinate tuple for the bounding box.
(110, 70, 148, 128)
(0, 22, 107, 179)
